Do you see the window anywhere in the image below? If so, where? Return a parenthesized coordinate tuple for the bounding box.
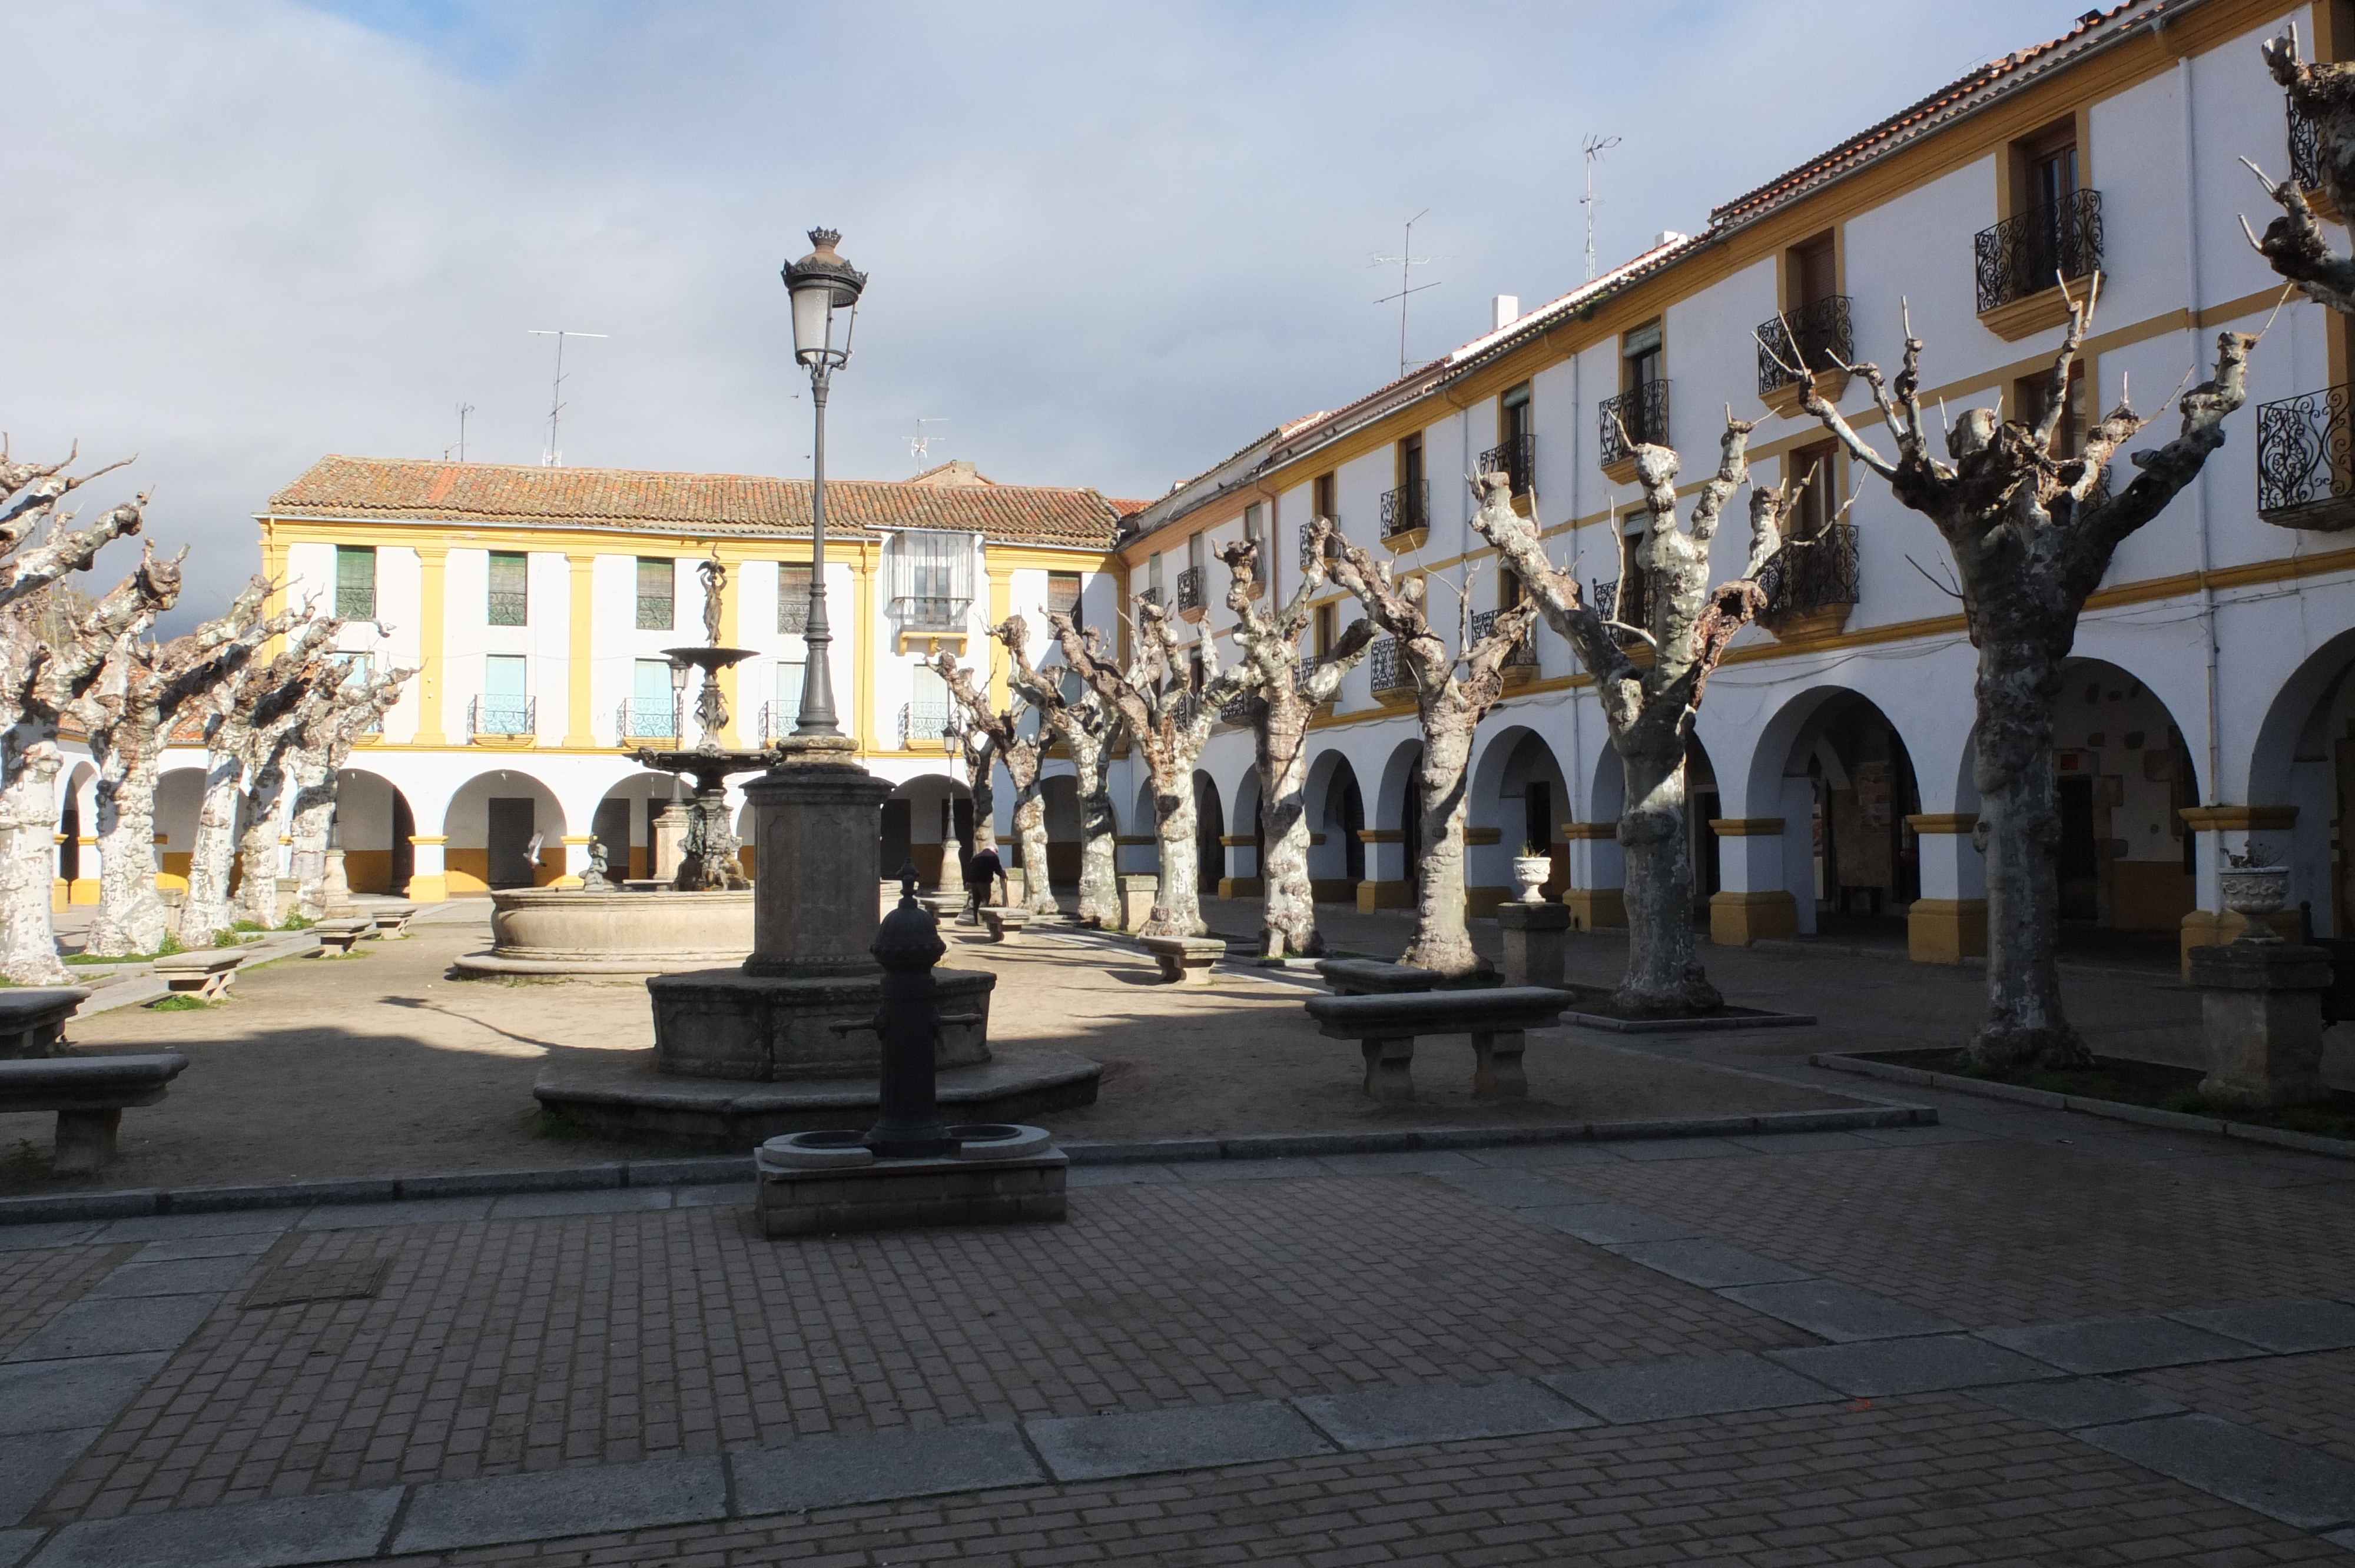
(1502, 383, 1532, 444)
(1623, 321, 1663, 393)
(1482, 384, 1535, 497)
(905, 664, 952, 747)
(1979, 118, 2099, 314)
(1187, 647, 1205, 692)
(477, 654, 530, 736)
(636, 558, 674, 630)
(334, 546, 376, 620)
(487, 552, 528, 626)
(2023, 121, 2078, 217)
(1789, 232, 1837, 312)
(627, 658, 676, 738)
(1314, 602, 1335, 657)
(1147, 553, 1163, 604)
(1385, 433, 1427, 538)
(1046, 571, 1082, 615)
(1243, 502, 1266, 548)
(889, 530, 973, 630)
(1499, 563, 1524, 611)
(1186, 531, 1205, 575)
(1601, 324, 1668, 466)
(777, 564, 811, 634)
(1788, 441, 1842, 537)
(773, 658, 805, 739)
(2015, 363, 2086, 458)
(1313, 473, 1336, 524)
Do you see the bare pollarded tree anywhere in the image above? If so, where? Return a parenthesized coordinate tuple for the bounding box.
(180, 616, 342, 946)
(1783, 297, 2251, 1068)
(1312, 516, 1539, 976)
(74, 577, 294, 956)
(1048, 598, 1252, 938)
(1472, 428, 1793, 1012)
(936, 641, 1057, 916)
(1000, 614, 1122, 926)
(2247, 27, 2355, 314)
(288, 662, 417, 919)
(1214, 537, 1373, 959)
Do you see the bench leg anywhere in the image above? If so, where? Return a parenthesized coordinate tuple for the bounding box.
(1155, 955, 1182, 982)
(1361, 1036, 1415, 1102)
(1176, 960, 1213, 986)
(1471, 1029, 1528, 1099)
(54, 1108, 121, 1175)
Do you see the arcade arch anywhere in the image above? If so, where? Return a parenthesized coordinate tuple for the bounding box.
(443, 769, 568, 892)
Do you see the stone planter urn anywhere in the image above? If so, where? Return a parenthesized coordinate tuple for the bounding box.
(1511, 855, 1551, 904)
(2221, 865, 2291, 943)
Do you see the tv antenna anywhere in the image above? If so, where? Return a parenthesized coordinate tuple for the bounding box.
(1582, 135, 1621, 282)
(527, 328, 606, 467)
(1371, 208, 1438, 381)
(444, 401, 475, 463)
(908, 417, 949, 471)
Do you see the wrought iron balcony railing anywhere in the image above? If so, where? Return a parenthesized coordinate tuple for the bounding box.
(1298, 523, 1340, 570)
(777, 596, 809, 634)
(1758, 524, 1861, 620)
(2257, 383, 2355, 530)
(893, 595, 968, 632)
(1469, 607, 1537, 667)
(1756, 296, 1853, 396)
(618, 699, 678, 741)
(486, 590, 528, 627)
(335, 586, 376, 620)
(470, 696, 535, 737)
(1296, 651, 1326, 693)
(1380, 480, 1429, 539)
(1591, 574, 1653, 644)
(1219, 693, 1255, 725)
(758, 702, 790, 742)
(1369, 637, 1410, 694)
(1137, 587, 1162, 610)
(900, 703, 956, 748)
(1176, 566, 1204, 613)
(2291, 100, 2324, 192)
(1477, 433, 1535, 497)
(1974, 189, 2102, 313)
(1598, 381, 1670, 470)
(635, 594, 675, 631)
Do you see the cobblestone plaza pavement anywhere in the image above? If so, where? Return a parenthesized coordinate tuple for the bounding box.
(11, 922, 2355, 1563)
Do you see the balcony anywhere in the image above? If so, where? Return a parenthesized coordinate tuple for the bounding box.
(469, 695, 535, 745)
(758, 703, 792, 743)
(486, 590, 528, 627)
(2288, 101, 2345, 222)
(891, 593, 971, 655)
(777, 596, 809, 635)
(900, 702, 956, 750)
(1592, 574, 1653, 646)
(2257, 384, 2355, 533)
(1470, 607, 1538, 685)
(635, 594, 674, 632)
(1369, 637, 1412, 699)
(1598, 382, 1670, 483)
(618, 699, 678, 744)
(1755, 296, 1853, 416)
(1477, 433, 1535, 500)
(1176, 565, 1206, 622)
(1137, 586, 1163, 612)
(1298, 524, 1339, 572)
(1218, 693, 1255, 727)
(1973, 190, 2102, 340)
(1379, 481, 1429, 548)
(1757, 523, 1862, 642)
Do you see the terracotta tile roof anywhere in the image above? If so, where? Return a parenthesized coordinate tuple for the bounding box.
(266, 456, 1123, 550)
(1710, 2, 2148, 230)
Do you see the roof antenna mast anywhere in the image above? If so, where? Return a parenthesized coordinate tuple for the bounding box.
(908, 417, 950, 473)
(1583, 135, 1621, 282)
(527, 328, 608, 467)
(445, 401, 475, 464)
(1371, 209, 1438, 381)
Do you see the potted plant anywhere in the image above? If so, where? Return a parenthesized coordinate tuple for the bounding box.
(1511, 843, 1553, 904)
(2220, 844, 2290, 943)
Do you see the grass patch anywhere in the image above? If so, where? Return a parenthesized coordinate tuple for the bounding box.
(1865, 1047, 2355, 1142)
(278, 913, 316, 931)
(158, 933, 185, 956)
(148, 994, 211, 1011)
(65, 952, 154, 965)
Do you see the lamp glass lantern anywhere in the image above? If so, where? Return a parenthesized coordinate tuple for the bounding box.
(784, 230, 867, 368)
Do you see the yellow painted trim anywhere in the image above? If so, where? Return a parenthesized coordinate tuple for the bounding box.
(987, 566, 1013, 710)
(565, 554, 596, 748)
(413, 546, 449, 745)
(716, 552, 742, 748)
(852, 544, 876, 753)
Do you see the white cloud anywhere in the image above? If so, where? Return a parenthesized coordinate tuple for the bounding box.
(2, 0, 2086, 629)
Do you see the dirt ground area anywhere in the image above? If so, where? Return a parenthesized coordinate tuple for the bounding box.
(0, 906, 1858, 1196)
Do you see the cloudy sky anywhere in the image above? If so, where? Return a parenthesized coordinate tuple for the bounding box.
(6, 0, 2086, 629)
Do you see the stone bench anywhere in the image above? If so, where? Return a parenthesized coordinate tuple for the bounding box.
(0, 988, 91, 1059)
(1139, 935, 1225, 985)
(0, 1051, 188, 1174)
(1303, 987, 1568, 1103)
(979, 908, 1028, 943)
(313, 919, 374, 955)
(153, 950, 246, 1001)
(370, 905, 418, 939)
(1314, 958, 1441, 996)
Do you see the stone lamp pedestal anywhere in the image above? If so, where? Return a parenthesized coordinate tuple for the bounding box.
(2187, 937, 2333, 1108)
(1495, 901, 1571, 989)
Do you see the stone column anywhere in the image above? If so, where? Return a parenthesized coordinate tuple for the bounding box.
(555, 835, 592, 891)
(1706, 818, 1795, 946)
(407, 835, 449, 903)
(651, 797, 692, 882)
(1560, 820, 1624, 932)
(2188, 939, 2331, 1107)
(1906, 813, 1986, 963)
(1355, 829, 1410, 911)
(49, 832, 65, 914)
(742, 738, 893, 978)
(1218, 834, 1261, 899)
(321, 848, 357, 918)
(1495, 901, 1571, 988)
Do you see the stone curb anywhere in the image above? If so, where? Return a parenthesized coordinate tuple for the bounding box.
(0, 1107, 1936, 1227)
(1812, 1051, 2355, 1162)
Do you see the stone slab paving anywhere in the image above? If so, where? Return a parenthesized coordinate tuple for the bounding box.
(2137, 1347, 2355, 1467)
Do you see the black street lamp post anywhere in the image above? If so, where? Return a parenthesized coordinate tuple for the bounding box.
(780, 227, 867, 739)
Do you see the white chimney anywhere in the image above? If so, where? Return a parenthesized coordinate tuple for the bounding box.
(1653, 230, 1690, 250)
(1492, 294, 1520, 331)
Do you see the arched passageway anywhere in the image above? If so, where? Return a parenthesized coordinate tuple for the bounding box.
(596, 772, 688, 882)
(1042, 775, 1079, 888)
(332, 770, 416, 894)
(443, 770, 568, 892)
(881, 774, 972, 888)
(2049, 659, 2197, 932)
(1193, 772, 1225, 898)
(1306, 754, 1364, 901)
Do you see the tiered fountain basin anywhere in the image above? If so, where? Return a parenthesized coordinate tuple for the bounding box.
(454, 887, 755, 977)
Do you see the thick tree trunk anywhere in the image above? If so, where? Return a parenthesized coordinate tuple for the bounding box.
(1969, 643, 2082, 1068)
(289, 756, 336, 921)
(1256, 697, 1321, 959)
(1146, 772, 1203, 938)
(1614, 726, 1721, 1014)
(1399, 723, 1477, 974)
(180, 758, 244, 946)
(1010, 782, 1056, 916)
(234, 760, 289, 929)
(0, 739, 66, 985)
(87, 740, 168, 957)
(1069, 729, 1119, 927)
